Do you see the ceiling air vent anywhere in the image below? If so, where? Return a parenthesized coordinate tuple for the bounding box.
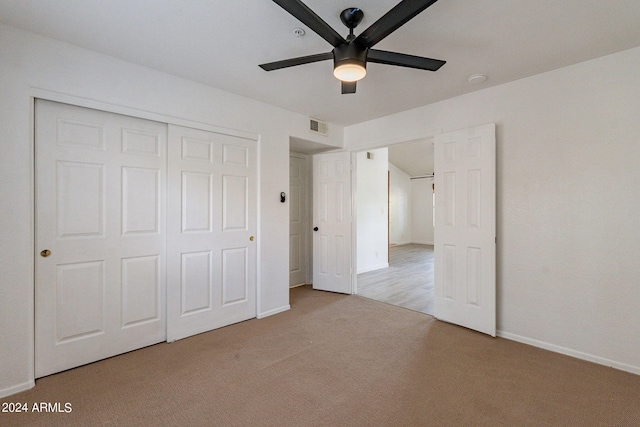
(309, 118, 328, 136)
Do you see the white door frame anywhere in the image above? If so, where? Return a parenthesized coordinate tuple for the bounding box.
(29, 89, 262, 379)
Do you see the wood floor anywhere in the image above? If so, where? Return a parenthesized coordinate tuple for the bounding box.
(357, 244, 434, 315)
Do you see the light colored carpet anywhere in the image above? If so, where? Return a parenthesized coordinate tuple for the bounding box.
(1, 285, 639, 426)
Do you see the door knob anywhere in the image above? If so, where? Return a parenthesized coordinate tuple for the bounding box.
(40, 249, 51, 257)
(249, 236, 254, 241)
(313, 227, 319, 231)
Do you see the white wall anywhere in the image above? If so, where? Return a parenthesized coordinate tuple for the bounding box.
(356, 148, 389, 274)
(3, 24, 639, 399)
(345, 46, 640, 374)
(388, 163, 412, 245)
(0, 24, 344, 397)
(411, 178, 434, 245)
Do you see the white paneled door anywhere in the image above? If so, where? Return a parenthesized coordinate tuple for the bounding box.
(434, 123, 496, 336)
(289, 154, 309, 287)
(35, 101, 258, 377)
(166, 125, 257, 341)
(35, 100, 168, 377)
(312, 151, 353, 294)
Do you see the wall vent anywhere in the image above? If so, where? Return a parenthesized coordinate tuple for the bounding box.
(309, 118, 328, 136)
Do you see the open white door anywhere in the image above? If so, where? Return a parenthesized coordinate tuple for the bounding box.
(312, 151, 353, 294)
(434, 123, 496, 336)
(166, 125, 257, 341)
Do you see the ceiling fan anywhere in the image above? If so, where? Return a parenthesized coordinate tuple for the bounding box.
(259, 0, 446, 94)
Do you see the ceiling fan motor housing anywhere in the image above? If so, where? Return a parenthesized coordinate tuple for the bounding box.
(333, 42, 368, 78)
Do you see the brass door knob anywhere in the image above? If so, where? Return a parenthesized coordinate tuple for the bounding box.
(249, 236, 254, 241)
(40, 249, 51, 257)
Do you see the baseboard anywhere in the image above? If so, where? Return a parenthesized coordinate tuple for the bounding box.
(357, 262, 389, 275)
(410, 240, 434, 245)
(0, 380, 35, 399)
(497, 330, 640, 376)
(257, 305, 290, 319)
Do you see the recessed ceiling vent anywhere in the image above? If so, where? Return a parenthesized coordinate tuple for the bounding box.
(309, 118, 328, 136)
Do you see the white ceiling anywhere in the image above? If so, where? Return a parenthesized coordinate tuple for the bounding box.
(388, 138, 434, 178)
(1, 1, 640, 127)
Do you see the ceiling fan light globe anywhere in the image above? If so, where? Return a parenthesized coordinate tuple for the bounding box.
(333, 63, 367, 82)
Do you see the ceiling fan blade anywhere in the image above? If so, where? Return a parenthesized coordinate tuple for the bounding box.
(272, 0, 346, 47)
(259, 52, 333, 71)
(355, 0, 439, 48)
(341, 81, 357, 94)
(368, 49, 445, 71)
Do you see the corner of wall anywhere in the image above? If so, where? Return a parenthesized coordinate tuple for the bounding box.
(257, 305, 290, 319)
(0, 380, 35, 399)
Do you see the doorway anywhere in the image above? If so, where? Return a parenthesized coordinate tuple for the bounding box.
(288, 137, 337, 289)
(289, 152, 310, 287)
(320, 124, 495, 335)
(355, 139, 435, 315)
